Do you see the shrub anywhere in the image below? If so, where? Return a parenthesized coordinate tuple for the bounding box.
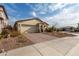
(1, 29, 9, 35)
(0, 50, 2, 53)
(0, 25, 20, 38)
(10, 31, 20, 37)
(0, 35, 2, 39)
(47, 26, 57, 32)
(47, 27, 53, 32)
(1, 28, 9, 38)
(6, 25, 12, 31)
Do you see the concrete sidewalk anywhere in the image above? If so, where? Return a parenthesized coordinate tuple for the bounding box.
(66, 43, 79, 56)
(0, 34, 79, 56)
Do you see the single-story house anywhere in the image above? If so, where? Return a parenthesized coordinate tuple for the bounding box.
(14, 18, 48, 33)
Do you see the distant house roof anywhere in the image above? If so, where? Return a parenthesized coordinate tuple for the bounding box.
(14, 18, 48, 25)
(0, 5, 8, 19)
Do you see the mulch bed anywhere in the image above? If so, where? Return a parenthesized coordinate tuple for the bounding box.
(0, 35, 34, 53)
(43, 32, 76, 38)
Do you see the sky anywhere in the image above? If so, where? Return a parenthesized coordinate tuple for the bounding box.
(2, 3, 79, 28)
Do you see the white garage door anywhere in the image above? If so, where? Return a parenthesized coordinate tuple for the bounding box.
(21, 25, 38, 33)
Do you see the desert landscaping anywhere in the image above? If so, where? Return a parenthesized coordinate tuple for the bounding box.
(0, 4, 79, 56)
(0, 29, 77, 54)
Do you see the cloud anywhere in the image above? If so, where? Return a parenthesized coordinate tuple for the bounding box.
(3, 3, 79, 27)
(48, 3, 66, 11)
(39, 11, 46, 14)
(53, 5, 79, 20)
(32, 4, 50, 15)
(45, 4, 79, 28)
(32, 3, 68, 15)
(32, 11, 37, 17)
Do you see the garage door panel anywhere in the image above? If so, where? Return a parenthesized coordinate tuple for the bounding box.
(21, 25, 38, 33)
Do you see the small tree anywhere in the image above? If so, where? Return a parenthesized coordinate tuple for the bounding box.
(5, 25, 13, 31)
(51, 22, 58, 32)
(47, 27, 53, 32)
(1, 28, 9, 38)
(0, 25, 13, 38)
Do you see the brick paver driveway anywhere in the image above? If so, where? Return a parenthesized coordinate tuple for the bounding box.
(24, 33, 57, 43)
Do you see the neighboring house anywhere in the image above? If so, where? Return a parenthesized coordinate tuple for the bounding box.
(14, 18, 48, 33)
(0, 5, 8, 33)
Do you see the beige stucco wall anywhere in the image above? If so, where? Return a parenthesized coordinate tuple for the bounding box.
(0, 7, 8, 25)
(0, 7, 8, 33)
(17, 19, 42, 33)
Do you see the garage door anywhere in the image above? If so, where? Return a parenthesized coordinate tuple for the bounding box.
(21, 25, 38, 33)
